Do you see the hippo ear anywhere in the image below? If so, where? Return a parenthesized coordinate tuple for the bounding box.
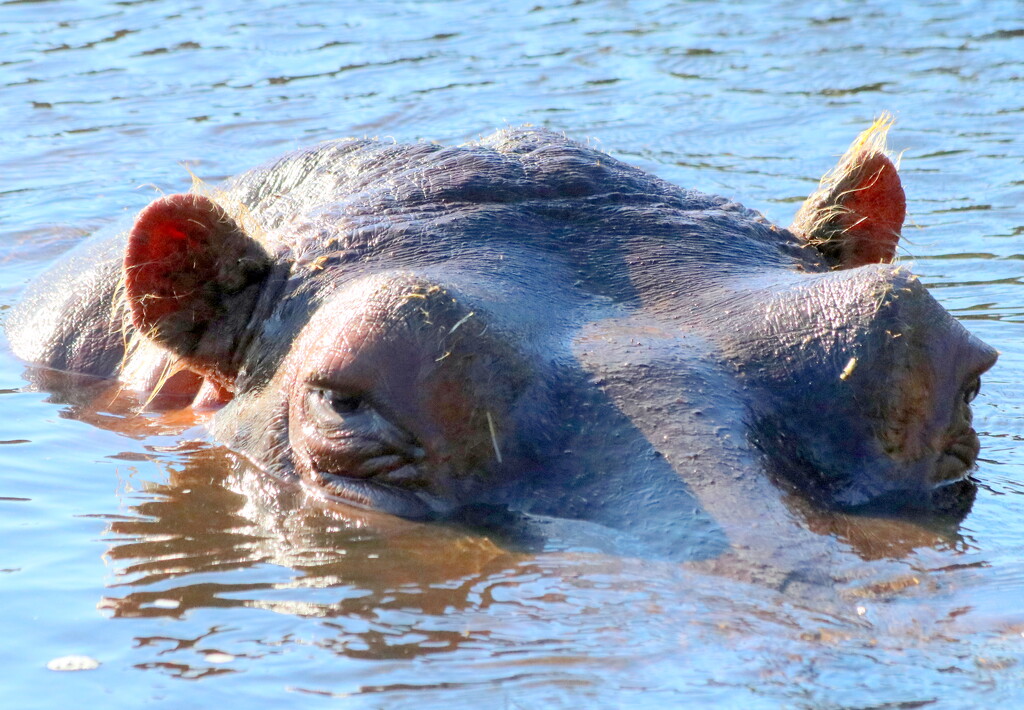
(124, 193, 272, 386)
(790, 115, 906, 269)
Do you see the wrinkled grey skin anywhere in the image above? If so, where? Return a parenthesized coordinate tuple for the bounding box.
(8, 128, 997, 567)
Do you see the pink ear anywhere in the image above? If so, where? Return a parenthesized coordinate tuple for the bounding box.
(125, 193, 270, 383)
(791, 118, 906, 269)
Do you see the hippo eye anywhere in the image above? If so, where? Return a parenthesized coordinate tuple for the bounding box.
(300, 385, 424, 479)
(327, 391, 364, 415)
(306, 387, 367, 425)
(963, 377, 981, 404)
(302, 386, 421, 452)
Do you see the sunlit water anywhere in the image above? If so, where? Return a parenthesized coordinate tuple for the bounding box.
(1, 1, 1022, 707)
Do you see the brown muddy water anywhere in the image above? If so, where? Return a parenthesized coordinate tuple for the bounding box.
(1, 1, 1023, 707)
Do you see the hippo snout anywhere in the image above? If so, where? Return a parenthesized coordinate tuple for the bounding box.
(737, 265, 997, 511)
(870, 277, 997, 500)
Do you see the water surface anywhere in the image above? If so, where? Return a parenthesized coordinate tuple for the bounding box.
(1, 1, 1023, 707)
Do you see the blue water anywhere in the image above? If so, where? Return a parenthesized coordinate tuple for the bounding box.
(1, 1, 1023, 707)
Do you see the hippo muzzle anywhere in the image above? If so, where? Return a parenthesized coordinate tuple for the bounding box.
(733, 265, 998, 511)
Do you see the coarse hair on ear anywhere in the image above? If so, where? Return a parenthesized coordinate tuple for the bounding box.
(791, 114, 906, 270)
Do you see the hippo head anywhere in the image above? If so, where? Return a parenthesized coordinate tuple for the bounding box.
(116, 123, 996, 540)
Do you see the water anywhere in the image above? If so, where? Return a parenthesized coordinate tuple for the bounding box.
(1, 0, 1023, 707)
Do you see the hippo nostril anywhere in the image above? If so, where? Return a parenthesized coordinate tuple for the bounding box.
(956, 337, 996, 408)
(963, 377, 981, 404)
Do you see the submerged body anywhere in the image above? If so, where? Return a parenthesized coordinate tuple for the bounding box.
(8, 122, 996, 565)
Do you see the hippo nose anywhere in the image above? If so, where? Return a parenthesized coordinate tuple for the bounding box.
(955, 333, 998, 412)
(721, 263, 998, 509)
(885, 268, 997, 405)
(961, 331, 999, 382)
(842, 267, 997, 487)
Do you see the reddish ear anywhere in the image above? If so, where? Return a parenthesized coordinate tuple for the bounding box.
(125, 193, 271, 386)
(791, 116, 906, 269)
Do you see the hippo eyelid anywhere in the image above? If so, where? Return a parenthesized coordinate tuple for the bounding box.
(302, 385, 423, 456)
(305, 386, 368, 424)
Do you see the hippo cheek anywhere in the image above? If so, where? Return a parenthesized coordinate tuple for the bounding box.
(278, 274, 536, 517)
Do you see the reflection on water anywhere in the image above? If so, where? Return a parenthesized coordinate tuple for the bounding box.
(78, 432, 1024, 704)
(100, 446, 520, 626)
(52, 387, 1016, 699)
(2, 0, 1024, 706)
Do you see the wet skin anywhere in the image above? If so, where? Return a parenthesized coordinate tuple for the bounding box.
(7, 126, 997, 564)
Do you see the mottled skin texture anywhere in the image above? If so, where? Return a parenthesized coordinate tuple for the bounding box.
(8, 127, 997, 568)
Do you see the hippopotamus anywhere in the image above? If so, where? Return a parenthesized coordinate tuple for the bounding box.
(7, 119, 997, 564)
